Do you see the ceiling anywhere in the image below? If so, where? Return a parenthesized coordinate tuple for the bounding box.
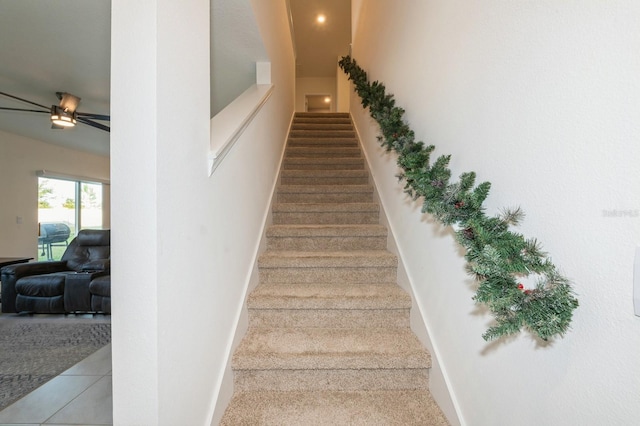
(290, 0, 351, 78)
(0, 0, 350, 157)
(0, 0, 111, 157)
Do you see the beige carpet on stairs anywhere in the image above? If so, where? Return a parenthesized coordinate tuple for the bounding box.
(220, 112, 449, 425)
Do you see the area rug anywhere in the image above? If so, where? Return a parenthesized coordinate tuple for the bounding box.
(0, 321, 111, 410)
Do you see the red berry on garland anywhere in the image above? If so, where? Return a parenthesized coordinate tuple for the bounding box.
(517, 283, 524, 290)
(455, 201, 465, 209)
(524, 290, 532, 295)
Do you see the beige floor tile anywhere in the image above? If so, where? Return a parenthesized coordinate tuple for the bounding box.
(61, 344, 112, 376)
(0, 375, 100, 424)
(45, 376, 112, 425)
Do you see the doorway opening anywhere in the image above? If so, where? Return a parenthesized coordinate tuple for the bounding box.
(37, 177, 105, 260)
(305, 94, 332, 113)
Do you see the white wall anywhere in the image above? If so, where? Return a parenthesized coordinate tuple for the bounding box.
(211, 0, 295, 422)
(111, 0, 294, 424)
(295, 77, 336, 112)
(336, 59, 350, 113)
(351, 1, 640, 425)
(0, 130, 110, 258)
(211, 0, 268, 116)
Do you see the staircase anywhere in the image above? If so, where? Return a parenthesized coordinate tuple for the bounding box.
(220, 113, 448, 425)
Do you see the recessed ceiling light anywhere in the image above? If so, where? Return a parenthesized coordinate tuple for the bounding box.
(317, 14, 326, 24)
(324, 97, 331, 103)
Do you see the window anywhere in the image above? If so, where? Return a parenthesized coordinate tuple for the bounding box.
(37, 177, 105, 260)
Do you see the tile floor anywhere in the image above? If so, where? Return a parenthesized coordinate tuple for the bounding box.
(0, 316, 112, 426)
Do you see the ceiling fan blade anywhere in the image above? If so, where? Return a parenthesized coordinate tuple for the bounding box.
(0, 91, 49, 111)
(0, 106, 49, 114)
(1, 92, 109, 132)
(76, 116, 110, 132)
(77, 112, 110, 121)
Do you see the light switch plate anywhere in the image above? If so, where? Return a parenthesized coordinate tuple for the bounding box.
(634, 247, 640, 316)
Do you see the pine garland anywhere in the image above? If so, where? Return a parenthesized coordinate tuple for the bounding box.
(339, 56, 578, 341)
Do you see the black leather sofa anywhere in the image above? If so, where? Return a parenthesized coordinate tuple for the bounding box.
(1, 229, 111, 314)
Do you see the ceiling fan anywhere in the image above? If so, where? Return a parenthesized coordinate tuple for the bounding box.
(0, 91, 110, 132)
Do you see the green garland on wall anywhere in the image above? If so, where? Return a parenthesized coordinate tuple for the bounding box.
(339, 56, 578, 342)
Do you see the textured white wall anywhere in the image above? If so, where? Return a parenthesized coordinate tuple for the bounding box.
(351, 1, 640, 425)
(111, 0, 294, 424)
(211, 0, 268, 116)
(112, 0, 210, 423)
(0, 130, 109, 258)
(336, 60, 350, 113)
(211, 0, 296, 422)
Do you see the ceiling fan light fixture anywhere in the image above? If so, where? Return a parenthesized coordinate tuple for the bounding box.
(50, 105, 77, 127)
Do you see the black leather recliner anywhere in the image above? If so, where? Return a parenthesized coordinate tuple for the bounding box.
(89, 275, 111, 313)
(1, 229, 111, 314)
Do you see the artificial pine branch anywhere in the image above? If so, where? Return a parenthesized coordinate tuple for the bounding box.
(339, 55, 578, 342)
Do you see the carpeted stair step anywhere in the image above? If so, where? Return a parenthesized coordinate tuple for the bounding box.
(247, 282, 411, 328)
(277, 184, 373, 203)
(291, 123, 354, 131)
(231, 328, 431, 391)
(248, 305, 410, 329)
(285, 146, 362, 158)
(287, 137, 358, 148)
(258, 250, 397, 284)
(283, 157, 365, 170)
(293, 116, 352, 124)
(220, 390, 449, 425)
(233, 368, 429, 393)
(222, 112, 448, 424)
(266, 224, 386, 251)
(280, 169, 369, 185)
(232, 327, 429, 371)
(294, 112, 350, 119)
(272, 202, 379, 225)
(289, 129, 356, 139)
(248, 282, 410, 310)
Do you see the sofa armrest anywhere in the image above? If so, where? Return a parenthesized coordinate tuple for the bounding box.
(80, 259, 110, 273)
(1, 261, 70, 313)
(1, 261, 69, 279)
